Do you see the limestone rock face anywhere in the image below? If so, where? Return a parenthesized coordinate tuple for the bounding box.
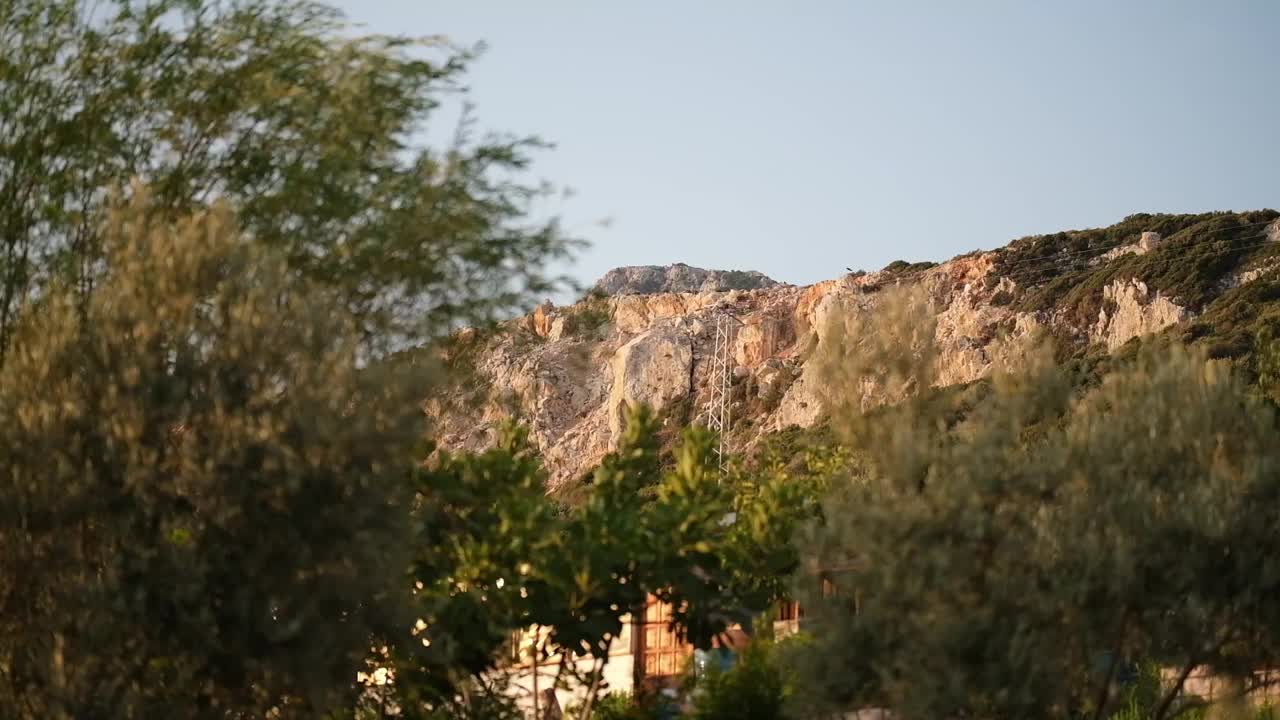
(613, 293, 714, 334)
(607, 327, 693, 441)
(430, 220, 1266, 487)
(1138, 231, 1163, 253)
(773, 371, 824, 430)
(1098, 231, 1163, 263)
(1091, 279, 1190, 350)
(594, 263, 778, 296)
(530, 301, 556, 338)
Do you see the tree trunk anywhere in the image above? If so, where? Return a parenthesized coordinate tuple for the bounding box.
(579, 657, 606, 720)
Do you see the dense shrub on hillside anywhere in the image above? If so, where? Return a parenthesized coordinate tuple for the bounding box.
(882, 259, 938, 274)
(1182, 279, 1280, 360)
(1006, 211, 1280, 327)
(563, 290, 614, 340)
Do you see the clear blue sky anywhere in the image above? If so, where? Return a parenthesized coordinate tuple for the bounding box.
(333, 0, 1279, 291)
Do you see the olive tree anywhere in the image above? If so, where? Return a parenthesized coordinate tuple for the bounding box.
(0, 0, 576, 357)
(0, 193, 435, 718)
(791, 287, 1280, 720)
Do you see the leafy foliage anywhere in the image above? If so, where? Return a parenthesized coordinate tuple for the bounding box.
(882, 259, 938, 274)
(369, 405, 818, 714)
(0, 0, 577, 357)
(394, 423, 561, 706)
(1181, 279, 1280, 361)
(1255, 327, 1280, 406)
(1005, 212, 1279, 326)
(0, 1, 590, 713)
(1099, 662, 1207, 720)
(567, 691, 667, 720)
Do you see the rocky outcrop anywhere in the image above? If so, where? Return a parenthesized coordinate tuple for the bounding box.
(607, 327, 693, 440)
(432, 260, 1049, 486)
(1098, 231, 1163, 263)
(530, 300, 555, 338)
(594, 263, 778, 296)
(613, 293, 716, 334)
(430, 216, 1278, 487)
(1091, 279, 1191, 350)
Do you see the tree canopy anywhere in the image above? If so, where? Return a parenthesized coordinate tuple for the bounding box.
(1, 0, 576, 357)
(789, 287, 1280, 720)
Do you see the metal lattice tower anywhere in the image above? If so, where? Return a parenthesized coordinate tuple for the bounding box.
(699, 313, 736, 474)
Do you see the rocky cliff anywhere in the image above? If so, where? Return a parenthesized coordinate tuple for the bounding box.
(429, 212, 1280, 488)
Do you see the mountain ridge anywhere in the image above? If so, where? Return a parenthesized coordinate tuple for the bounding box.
(592, 263, 779, 296)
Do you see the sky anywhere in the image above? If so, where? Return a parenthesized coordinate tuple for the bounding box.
(332, 0, 1280, 293)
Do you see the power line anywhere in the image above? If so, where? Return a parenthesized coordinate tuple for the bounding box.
(696, 309, 786, 477)
(698, 312, 734, 476)
(1003, 232, 1278, 287)
(860, 220, 1276, 285)
(863, 221, 1277, 288)
(999, 221, 1278, 280)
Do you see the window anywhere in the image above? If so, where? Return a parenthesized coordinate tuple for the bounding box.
(640, 596, 692, 678)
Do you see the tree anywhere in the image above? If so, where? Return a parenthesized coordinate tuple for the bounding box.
(1, 4, 580, 707)
(0, 0, 576, 358)
(0, 193, 433, 718)
(387, 421, 564, 714)
(792, 286, 1280, 720)
(375, 406, 823, 718)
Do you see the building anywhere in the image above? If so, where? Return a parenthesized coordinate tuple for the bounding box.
(504, 595, 804, 716)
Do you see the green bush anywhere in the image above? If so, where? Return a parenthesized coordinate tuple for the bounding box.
(688, 640, 787, 720)
(882, 259, 937, 274)
(566, 691, 665, 720)
(1007, 211, 1280, 328)
(564, 290, 613, 340)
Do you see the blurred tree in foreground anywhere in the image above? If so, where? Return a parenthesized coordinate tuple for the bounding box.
(792, 286, 1280, 720)
(1, 0, 585, 713)
(0, 0, 576, 358)
(0, 192, 815, 719)
(0, 193, 432, 717)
